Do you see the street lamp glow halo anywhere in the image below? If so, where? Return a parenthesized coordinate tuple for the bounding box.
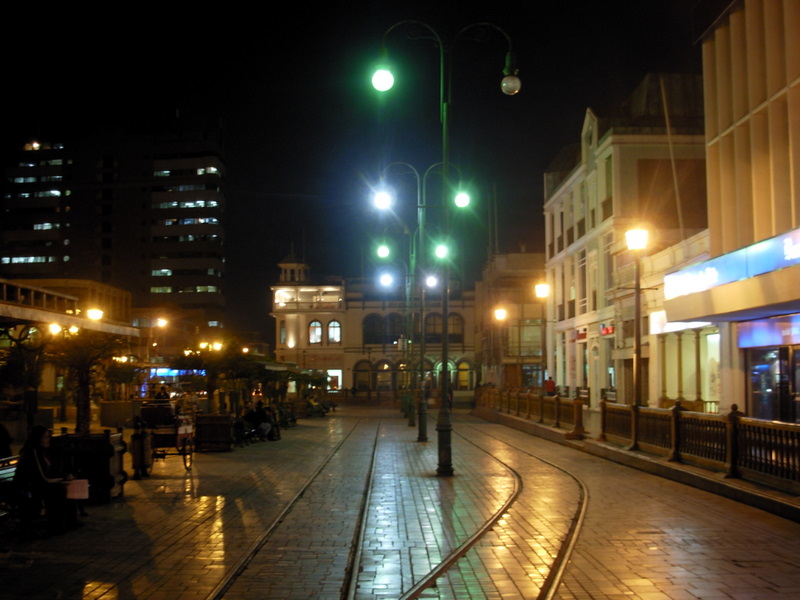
(626, 228, 649, 251)
(372, 67, 394, 92)
(494, 308, 508, 321)
(373, 190, 393, 210)
(454, 191, 470, 208)
(535, 283, 550, 299)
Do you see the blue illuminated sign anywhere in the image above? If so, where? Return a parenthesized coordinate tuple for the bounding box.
(738, 314, 800, 348)
(665, 227, 800, 300)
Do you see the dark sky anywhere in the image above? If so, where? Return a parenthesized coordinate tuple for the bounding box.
(4, 1, 704, 338)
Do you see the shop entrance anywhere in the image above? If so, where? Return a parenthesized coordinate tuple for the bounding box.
(747, 346, 797, 422)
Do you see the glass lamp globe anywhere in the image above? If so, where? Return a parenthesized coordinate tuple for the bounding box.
(501, 75, 521, 96)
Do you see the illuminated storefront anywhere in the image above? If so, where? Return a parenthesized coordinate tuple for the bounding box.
(665, 227, 800, 422)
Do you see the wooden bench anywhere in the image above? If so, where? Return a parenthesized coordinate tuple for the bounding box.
(0, 456, 20, 519)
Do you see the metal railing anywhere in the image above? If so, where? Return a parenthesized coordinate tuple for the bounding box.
(475, 387, 586, 440)
(475, 389, 800, 495)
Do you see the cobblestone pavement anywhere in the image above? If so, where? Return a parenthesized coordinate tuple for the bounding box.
(1, 405, 799, 600)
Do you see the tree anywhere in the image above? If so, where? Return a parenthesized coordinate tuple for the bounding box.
(49, 330, 126, 435)
(104, 361, 141, 401)
(0, 325, 48, 428)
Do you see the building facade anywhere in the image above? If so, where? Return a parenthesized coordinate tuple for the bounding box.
(543, 73, 708, 410)
(270, 252, 477, 396)
(474, 252, 548, 389)
(664, 0, 800, 421)
(1, 131, 226, 336)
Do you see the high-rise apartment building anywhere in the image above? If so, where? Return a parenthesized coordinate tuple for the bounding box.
(1, 131, 226, 333)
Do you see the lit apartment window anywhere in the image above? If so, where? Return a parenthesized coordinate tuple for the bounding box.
(166, 185, 206, 192)
(179, 217, 219, 225)
(328, 321, 342, 344)
(151, 287, 172, 293)
(33, 223, 58, 230)
(152, 269, 172, 276)
(5, 256, 50, 264)
(154, 170, 171, 177)
(309, 320, 322, 344)
(36, 190, 62, 198)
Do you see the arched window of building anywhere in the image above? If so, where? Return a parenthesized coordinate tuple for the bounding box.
(328, 320, 341, 344)
(363, 314, 384, 344)
(456, 360, 472, 391)
(386, 313, 404, 344)
(309, 320, 322, 344)
(374, 359, 393, 390)
(353, 360, 371, 391)
(448, 314, 464, 344)
(425, 313, 442, 344)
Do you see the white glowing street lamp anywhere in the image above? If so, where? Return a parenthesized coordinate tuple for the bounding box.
(373, 20, 520, 477)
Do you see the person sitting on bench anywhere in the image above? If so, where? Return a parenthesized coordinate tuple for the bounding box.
(14, 425, 81, 535)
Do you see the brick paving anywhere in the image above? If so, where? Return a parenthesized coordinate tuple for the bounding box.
(1, 405, 800, 600)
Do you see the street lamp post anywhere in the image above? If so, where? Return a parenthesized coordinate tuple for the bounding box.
(535, 282, 550, 387)
(374, 20, 520, 477)
(625, 228, 648, 406)
(374, 162, 462, 441)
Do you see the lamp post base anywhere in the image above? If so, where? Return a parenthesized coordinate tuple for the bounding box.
(417, 397, 428, 442)
(436, 404, 454, 476)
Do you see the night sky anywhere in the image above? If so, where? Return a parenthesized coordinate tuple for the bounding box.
(4, 1, 704, 338)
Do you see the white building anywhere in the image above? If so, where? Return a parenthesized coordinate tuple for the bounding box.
(543, 73, 708, 409)
(270, 252, 477, 398)
(664, 0, 800, 422)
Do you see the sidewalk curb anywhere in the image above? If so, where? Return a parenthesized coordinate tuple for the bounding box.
(472, 406, 800, 524)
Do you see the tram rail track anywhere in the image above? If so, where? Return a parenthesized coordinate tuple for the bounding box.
(208, 416, 381, 600)
(209, 413, 588, 600)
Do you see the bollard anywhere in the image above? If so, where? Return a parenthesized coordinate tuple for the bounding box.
(130, 420, 152, 479)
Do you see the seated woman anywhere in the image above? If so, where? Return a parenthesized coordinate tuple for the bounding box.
(14, 425, 81, 535)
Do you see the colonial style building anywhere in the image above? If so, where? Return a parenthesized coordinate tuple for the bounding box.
(543, 72, 708, 410)
(270, 252, 477, 397)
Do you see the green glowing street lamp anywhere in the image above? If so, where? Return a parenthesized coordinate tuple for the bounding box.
(372, 67, 394, 92)
(372, 20, 520, 477)
(454, 191, 470, 208)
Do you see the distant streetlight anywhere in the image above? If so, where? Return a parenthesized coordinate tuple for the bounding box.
(626, 228, 649, 406)
(86, 308, 103, 321)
